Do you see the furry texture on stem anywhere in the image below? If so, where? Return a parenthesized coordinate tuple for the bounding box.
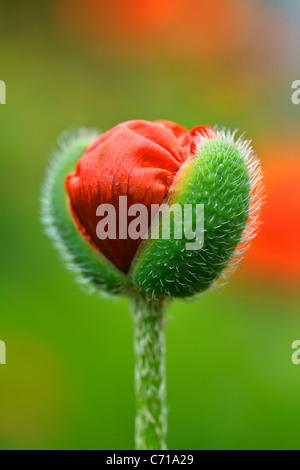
(131, 295, 169, 450)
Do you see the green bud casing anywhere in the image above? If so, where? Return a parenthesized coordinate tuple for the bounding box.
(132, 130, 263, 298)
(41, 129, 129, 295)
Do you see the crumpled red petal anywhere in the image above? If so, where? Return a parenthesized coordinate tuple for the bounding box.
(66, 120, 214, 272)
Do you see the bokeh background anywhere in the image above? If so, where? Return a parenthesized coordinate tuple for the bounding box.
(0, 0, 300, 450)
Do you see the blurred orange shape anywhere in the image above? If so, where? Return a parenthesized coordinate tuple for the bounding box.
(243, 143, 300, 285)
(54, 0, 281, 61)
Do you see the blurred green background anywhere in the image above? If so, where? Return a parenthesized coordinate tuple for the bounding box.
(0, 0, 300, 450)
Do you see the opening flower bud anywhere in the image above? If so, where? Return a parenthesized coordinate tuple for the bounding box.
(42, 120, 263, 299)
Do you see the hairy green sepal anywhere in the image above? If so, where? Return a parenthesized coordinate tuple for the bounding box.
(132, 139, 251, 298)
(41, 130, 129, 295)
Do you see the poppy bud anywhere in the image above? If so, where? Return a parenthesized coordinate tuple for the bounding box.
(42, 121, 263, 300)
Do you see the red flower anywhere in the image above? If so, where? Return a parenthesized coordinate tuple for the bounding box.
(66, 120, 213, 272)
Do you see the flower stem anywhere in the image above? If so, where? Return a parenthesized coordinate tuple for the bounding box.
(131, 295, 168, 450)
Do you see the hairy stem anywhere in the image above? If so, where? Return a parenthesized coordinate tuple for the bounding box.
(131, 296, 168, 450)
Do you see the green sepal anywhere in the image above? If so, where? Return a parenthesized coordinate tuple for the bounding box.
(41, 129, 130, 295)
(131, 138, 251, 298)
